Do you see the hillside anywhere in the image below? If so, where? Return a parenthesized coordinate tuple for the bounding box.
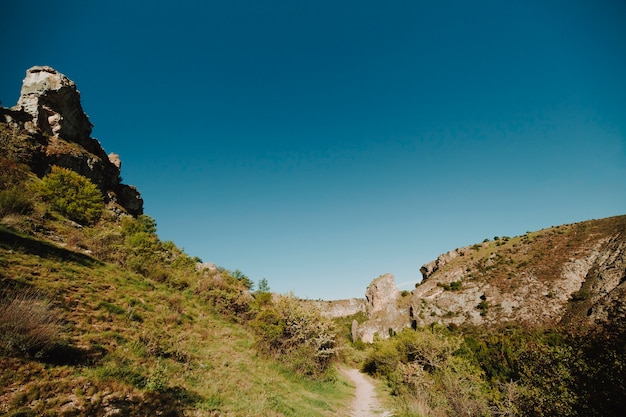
(0, 226, 355, 416)
(344, 215, 626, 342)
(412, 215, 626, 328)
(0, 67, 354, 416)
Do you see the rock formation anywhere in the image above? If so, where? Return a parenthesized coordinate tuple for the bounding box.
(354, 273, 410, 343)
(1, 66, 143, 215)
(305, 298, 367, 319)
(326, 216, 626, 343)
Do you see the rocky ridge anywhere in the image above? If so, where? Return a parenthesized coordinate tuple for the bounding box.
(1, 66, 142, 215)
(323, 215, 626, 342)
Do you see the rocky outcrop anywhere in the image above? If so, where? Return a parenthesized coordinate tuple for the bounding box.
(420, 247, 472, 281)
(353, 273, 410, 343)
(343, 216, 626, 342)
(365, 273, 399, 314)
(2, 66, 142, 216)
(16, 66, 94, 151)
(561, 236, 626, 326)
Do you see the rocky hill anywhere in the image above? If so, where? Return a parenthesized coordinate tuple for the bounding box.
(1, 66, 142, 215)
(346, 215, 626, 342)
(0, 67, 353, 416)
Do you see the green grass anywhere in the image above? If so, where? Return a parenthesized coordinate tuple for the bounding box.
(0, 225, 354, 416)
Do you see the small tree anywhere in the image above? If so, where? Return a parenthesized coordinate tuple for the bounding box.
(36, 166, 103, 224)
(257, 278, 270, 293)
(231, 269, 254, 290)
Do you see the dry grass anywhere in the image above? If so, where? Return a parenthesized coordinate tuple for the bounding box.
(0, 289, 60, 357)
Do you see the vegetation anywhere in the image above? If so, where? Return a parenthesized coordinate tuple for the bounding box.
(35, 166, 103, 225)
(360, 321, 626, 417)
(0, 164, 352, 415)
(2, 121, 625, 416)
(0, 289, 61, 358)
(0, 158, 33, 218)
(252, 294, 337, 378)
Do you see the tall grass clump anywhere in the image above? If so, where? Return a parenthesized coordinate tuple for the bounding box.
(0, 289, 61, 357)
(0, 158, 33, 218)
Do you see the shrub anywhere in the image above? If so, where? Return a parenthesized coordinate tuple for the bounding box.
(230, 269, 254, 290)
(195, 271, 253, 319)
(0, 188, 33, 217)
(252, 295, 337, 377)
(36, 166, 103, 224)
(0, 125, 37, 164)
(571, 289, 590, 301)
(363, 326, 491, 416)
(477, 300, 489, 316)
(516, 343, 580, 417)
(0, 289, 61, 357)
(121, 214, 157, 235)
(0, 158, 30, 189)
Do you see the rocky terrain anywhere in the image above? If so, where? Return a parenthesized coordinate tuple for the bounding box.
(328, 216, 626, 342)
(1, 66, 142, 215)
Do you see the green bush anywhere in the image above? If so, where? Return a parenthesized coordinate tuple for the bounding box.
(0, 158, 33, 217)
(252, 295, 337, 377)
(363, 326, 490, 415)
(195, 271, 253, 319)
(36, 166, 103, 224)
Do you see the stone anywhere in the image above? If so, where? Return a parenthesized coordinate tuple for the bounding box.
(16, 66, 94, 151)
(4, 66, 143, 216)
(365, 273, 399, 314)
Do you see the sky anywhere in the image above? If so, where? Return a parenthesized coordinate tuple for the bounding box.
(2, 0, 625, 300)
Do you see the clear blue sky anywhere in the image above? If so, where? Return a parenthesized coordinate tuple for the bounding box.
(2, 1, 625, 299)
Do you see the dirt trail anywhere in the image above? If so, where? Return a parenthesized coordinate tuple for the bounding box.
(343, 368, 393, 417)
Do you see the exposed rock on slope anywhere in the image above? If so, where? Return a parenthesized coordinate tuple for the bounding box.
(307, 298, 367, 319)
(344, 216, 626, 342)
(410, 217, 626, 330)
(1, 66, 142, 215)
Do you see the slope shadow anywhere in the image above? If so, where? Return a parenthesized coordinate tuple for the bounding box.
(0, 227, 102, 267)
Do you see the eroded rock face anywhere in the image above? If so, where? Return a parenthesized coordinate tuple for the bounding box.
(365, 273, 399, 314)
(356, 273, 409, 343)
(306, 298, 367, 319)
(16, 66, 94, 151)
(4, 66, 143, 216)
(349, 217, 626, 343)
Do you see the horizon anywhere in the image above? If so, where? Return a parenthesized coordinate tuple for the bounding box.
(2, 1, 625, 300)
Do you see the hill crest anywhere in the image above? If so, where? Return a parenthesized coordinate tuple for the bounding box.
(340, 216, 626, 342)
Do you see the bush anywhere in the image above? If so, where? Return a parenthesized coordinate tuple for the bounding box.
(363, 327, 490, 416)
(0, 158, 30, 190)
(252, 295, 337, 377)
(36, 166, 103, 224)
(0, 289, 61, 357)
(195, 271, 253, 319)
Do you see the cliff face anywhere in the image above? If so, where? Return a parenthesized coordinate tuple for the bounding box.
(342, 215, 626, 342)
(1, 66, 142, 216)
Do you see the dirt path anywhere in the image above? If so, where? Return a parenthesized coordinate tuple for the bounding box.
(342, 368, 393, 417)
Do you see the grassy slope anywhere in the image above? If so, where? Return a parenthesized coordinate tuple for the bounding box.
(0, 225, 353, 416)
(428, 215, 626, 288)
